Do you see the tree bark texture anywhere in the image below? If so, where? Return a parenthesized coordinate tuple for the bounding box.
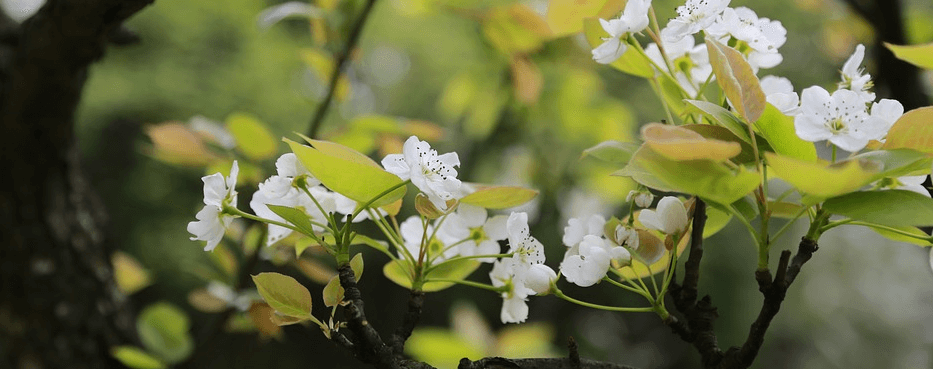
(0, 1, 153, 368)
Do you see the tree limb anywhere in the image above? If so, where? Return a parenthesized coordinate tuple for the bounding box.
(392, 290, 425, 354)
(338, 264, 401, 369)
(306, 0, 378, 138)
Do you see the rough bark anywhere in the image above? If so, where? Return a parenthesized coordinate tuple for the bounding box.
(0, 1, 154, 367)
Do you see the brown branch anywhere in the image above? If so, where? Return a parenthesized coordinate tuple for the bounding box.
(338, 264, 400, 369)
(392, 290, 425, 354)
(718, 237, 819, 369)
(458, 357, 640, 369)
(306, 0, 378, 138)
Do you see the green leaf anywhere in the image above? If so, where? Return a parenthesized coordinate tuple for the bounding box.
(769, 201, 805, 219)
(322, 275, 344, 307)
(350, 253, 364, 280)
(266, 205, 319, 239)
(705, 37, 766, 122)
(766, 153, 880, 198)
(226, 113, 276, 161)
(703, 204, 732, 238)
(581, 140, 640, 164)
(405, 328, 486, 367)
(882, 107, 933, 154)
(630, 145, 760, 205)
(460, 185, 539, 209)
(136, 303, 193, 364)
(582, 18, 654, 77)
(251, 272, 313, 318)
(823, 190, 933, 227)
(884, 42, 933, 70)
(753, 104, 818, 162)
(685, 100, 751, 143)
(286, 138, 406, 208)
(383, 258, 482, 292)
(111, 346, 166, 369)
(322, 252, 365, 307)
(865, 224, 933, 246)
(850, 149, 932, 179)
(296, 133, 383, 168)
(658, 73, 688, 116)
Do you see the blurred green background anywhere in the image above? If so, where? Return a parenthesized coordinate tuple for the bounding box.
(55, 0, 933, 367)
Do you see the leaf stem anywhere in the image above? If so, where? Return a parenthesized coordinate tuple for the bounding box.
(553, 288, 655, 313)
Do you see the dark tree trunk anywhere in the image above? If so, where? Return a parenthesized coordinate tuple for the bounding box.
(0, 1, 153, 368)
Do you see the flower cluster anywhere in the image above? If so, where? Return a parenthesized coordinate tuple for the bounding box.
(383, 136, 463, 211)
(559, 196, 687, 288)
(792, 44, 904, 152)
(187, 161, 240, 251)
(592, 0, 651, 64)
(489, 212, 555, 323)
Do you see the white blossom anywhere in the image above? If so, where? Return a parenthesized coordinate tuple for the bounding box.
(840, 44, 875, 104)
(436, 204, 508, 263)
(399, 215, 457, 262)
(876, 176, 930, 198)
(760, 76, 800, 115)
(562, 214, 606, 247)
(638, 196, 688, 235)
(382, 136, 462, 211)
(560, 235, 612, 287)
(592, 0, 652, 64)
(661, 0, 731, 43)
(188, 162, 239, 251)
(523, 264, 557, 295)
(645, 38, 712, 96)
(707, 7, 786, 69)
(794, 87, 890, 152)
(506, 212, 546, 273)
(489, 259, 535, 324)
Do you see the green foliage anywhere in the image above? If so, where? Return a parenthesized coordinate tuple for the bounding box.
(766, 153, 880, 199)
(285, 138, 407, 208)
(111, 346, 166, 369)
(136, 303, 193, 364)
(705, 37, 766, 123)
(882, 107, 933, 154)
(267, 205, 321, 240)
(581, 140, 640, 163)
(685, 100, 752, 143)
(823, 190, 933, 227)
(460, 185, 539, 209)
(226, 113, 277, 161)
(383, 258, 481, 292)
(884, 42, 933, 70)
(628, 145, 760, 205)
(251, 272, 313, 318)
(753, 104, 817, 162)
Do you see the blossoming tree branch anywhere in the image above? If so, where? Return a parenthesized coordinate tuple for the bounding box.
(159, 0, 933, 368)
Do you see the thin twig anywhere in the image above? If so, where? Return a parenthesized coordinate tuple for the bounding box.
(306, 0, 378, 138)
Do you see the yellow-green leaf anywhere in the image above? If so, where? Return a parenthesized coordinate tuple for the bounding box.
(415, 193, 447, 219)
(703, 204, 732, 238)
(111, 346, 166, 369)
(850, 149, 932, 179)
(405, 328, 486, 368)
(112, 251, 152, 295)
(266, 205, 319, 239)
(460, 185, 539, 209)
(866, 224, 933, 247)
(754, 104, 818, 162)
(705, 37, 766, 123)
(286, 138, 406, 208)
(384, 259, 482, 292)
(882, 107, 933, 154)
(226, 113, 276, 161)
(581, 140, 639, 164)
(630, 145, 760, 205)
(641, 123, 741, 162)
(350, 253, 364, 280)
(884, 42, 933, 70)
(766, 153, 880, 198)
(582, 18, 654, 77)
(136, 303, 193, 364)
(322, 275, 344, 307)
(251, 272, 313, 318)
(545, 0, 611, 37)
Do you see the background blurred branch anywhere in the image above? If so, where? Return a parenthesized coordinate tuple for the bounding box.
(306, 0, 378, 139)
